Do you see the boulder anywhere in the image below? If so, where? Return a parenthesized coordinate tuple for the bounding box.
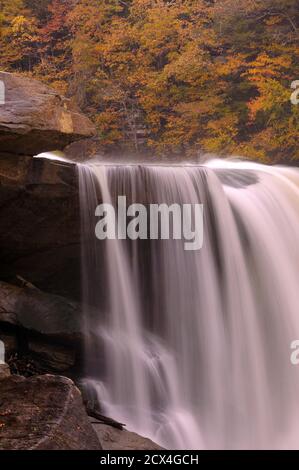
(91, 422, 163, 451)
(0, 374, 102, 450)
(0, 71, 96, 156)
(0, 281, 81, 340)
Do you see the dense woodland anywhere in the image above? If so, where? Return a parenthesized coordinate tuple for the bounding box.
(0, 0, 298, 161)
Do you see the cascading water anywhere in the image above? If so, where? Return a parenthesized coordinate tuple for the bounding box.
(78, 160, 299, 450)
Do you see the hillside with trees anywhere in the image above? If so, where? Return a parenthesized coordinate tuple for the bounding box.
(1, 0, 298, 161)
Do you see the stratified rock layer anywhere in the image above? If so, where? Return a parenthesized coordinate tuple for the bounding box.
(0, 281, 83, 374)
(0, 281, 81, 340)
(0, 155, 81, 300)
(0, 72, 96, 155)
(0, 374, 102, 450)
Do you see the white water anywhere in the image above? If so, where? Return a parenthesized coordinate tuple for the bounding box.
(78, 159, 299, 449)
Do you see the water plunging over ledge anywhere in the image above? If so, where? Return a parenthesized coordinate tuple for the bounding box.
(78, 160, 299, 449)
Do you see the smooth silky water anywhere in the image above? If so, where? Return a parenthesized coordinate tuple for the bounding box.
(77, 159, 299, 450)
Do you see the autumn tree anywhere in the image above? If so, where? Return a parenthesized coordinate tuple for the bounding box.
(0, 0, 38, 71)
(1, 0, 298, 161)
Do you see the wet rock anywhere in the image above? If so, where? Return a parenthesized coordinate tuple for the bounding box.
(0, 71, 96, 156)
(7, 353, 48, 378)
(91, 422, 163, 450)
(0, 281, 81, 341)
(0, 374, 102, 450)
(0, 320, 77, 375)
(28, 338, 76, 372)
(0, 364, 11, 380)
(64, 137, 103, 162)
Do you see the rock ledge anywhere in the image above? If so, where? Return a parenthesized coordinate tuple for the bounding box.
(0, 374, 102, 450)
(0, 71, 96, 155)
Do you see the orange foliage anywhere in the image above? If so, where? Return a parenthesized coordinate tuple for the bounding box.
(0, 0, 298, 161)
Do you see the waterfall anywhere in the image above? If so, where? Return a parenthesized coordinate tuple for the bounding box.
(78, 159, 299, 450)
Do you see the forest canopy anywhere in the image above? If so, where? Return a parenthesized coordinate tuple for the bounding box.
(0, 0, 298, 161)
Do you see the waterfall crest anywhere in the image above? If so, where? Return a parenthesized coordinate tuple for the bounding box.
(78, 160, 299, 450)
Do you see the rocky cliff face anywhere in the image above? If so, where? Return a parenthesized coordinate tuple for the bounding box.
(0, 71, 96, 156)
(0, 74, 94, 438)
(0, 72, 92, 300)
(0, 74, 92, 376)
(0, 154, 81, 300)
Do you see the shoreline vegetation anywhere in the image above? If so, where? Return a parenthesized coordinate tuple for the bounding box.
(0, 0, 298, 162)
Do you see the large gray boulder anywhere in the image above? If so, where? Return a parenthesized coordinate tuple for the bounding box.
(0, 71, 96, 155)
(0, 375, 102, 450)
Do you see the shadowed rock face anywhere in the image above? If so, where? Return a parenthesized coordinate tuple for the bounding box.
(0, 375, 102, 450)
(0, 74, 98, 378)
(0, 364, 10, 380)
(0, 155, 81, 300)
(0, 75, 89, 372)
(0, 281, 81, 340)
(0, 75, 104, 450)
(0, 281, 83, 374)
(0, 72, 97, 299)
(0, 72, 96, 156)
